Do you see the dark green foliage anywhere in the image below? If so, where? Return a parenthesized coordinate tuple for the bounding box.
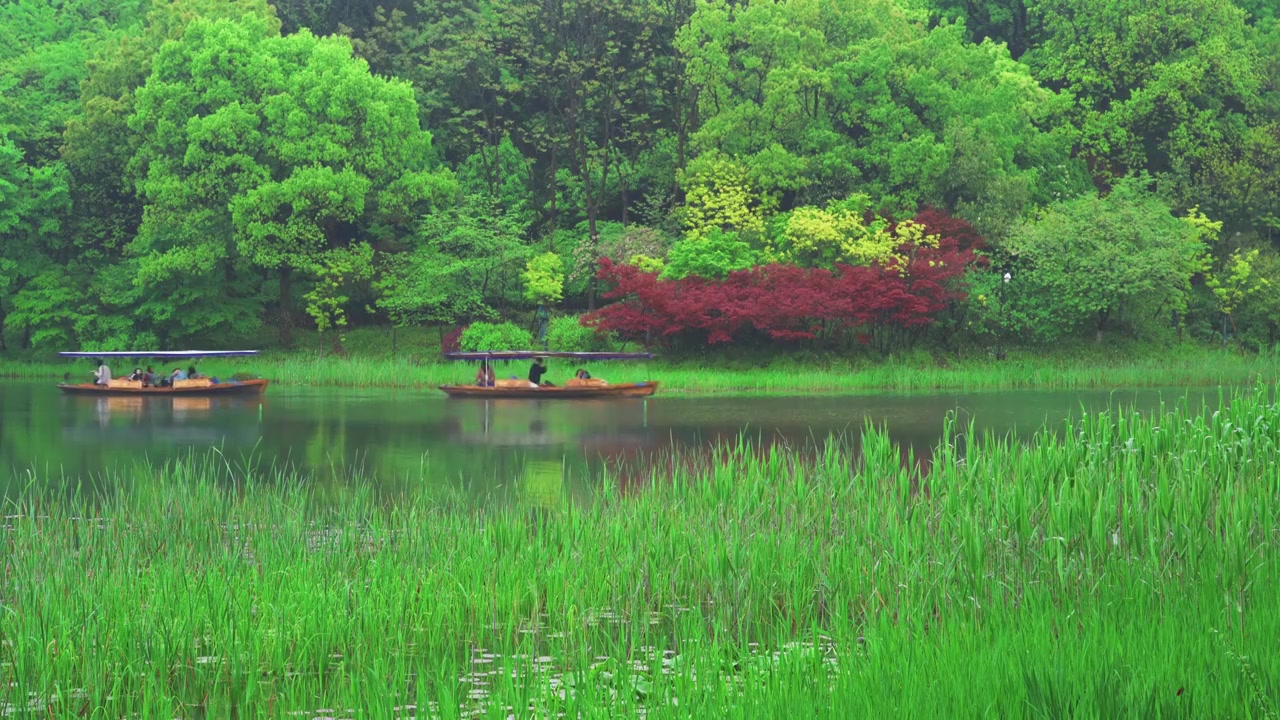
(926, 0, 1034, 57)
(0, 0, 1278, 354)
(1027, 0, 1258, 182)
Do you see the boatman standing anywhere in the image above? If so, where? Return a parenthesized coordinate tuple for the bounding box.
(529, 357, 548, 387)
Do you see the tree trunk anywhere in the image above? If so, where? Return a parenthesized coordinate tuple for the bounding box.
(278, 266, 294, 348)
(1230, 314, 1245, 355)
(548, 148, 558, 233)
(1095, 309, 1108, 344)
(587, 210, 599, 312)
(620, 173, 629, 226)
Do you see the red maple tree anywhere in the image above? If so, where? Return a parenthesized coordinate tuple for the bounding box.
(585, 210, 982, 349)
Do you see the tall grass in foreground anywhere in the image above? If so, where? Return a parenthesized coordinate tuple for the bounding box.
(2, 345, 1276, 393)
(2, 387, 1280, 717)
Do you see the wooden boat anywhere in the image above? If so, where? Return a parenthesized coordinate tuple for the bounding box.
(57, 378, 269, 397)
(439, 380, 658, 399)
(440, 350, 658, 400)
(56, 350, 268, 397)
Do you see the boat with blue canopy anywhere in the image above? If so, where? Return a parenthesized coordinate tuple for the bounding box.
(56, 350, 269, 396)
(439, 350, 658, 399)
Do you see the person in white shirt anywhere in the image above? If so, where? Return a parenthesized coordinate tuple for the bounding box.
(93, 359, 111, 386)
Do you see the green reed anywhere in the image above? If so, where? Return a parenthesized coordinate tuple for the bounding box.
(2, 344, 1275, 394)
(2, 385, 1279, 716)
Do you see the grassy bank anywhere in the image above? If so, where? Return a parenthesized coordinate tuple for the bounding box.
(3, 386, 1279, 716)
(1, 343, 1276, 394)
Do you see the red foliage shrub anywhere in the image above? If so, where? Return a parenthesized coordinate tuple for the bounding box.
(441, 325, 466, 354)
(912, 207, 985, 253)
(586, 209, 982, 347)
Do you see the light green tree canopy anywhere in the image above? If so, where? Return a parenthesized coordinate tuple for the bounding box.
(522, 251, 566, 305)
(1027, 0, 1259, 182)
(662, 228, 759, 280)
(375, 192, 531, 329)
(678, 0, 1085, 238)
(1006, 178, 1204, 342)
(128, 11, 454, 338)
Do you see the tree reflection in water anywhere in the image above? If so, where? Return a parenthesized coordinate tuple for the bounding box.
(2, 382, 1225, 502)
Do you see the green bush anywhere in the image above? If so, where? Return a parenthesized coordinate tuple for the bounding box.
(963, 264, 1072, 345)
(661, 229, 758, 280)
(459, 322, 533, 351)
(547, 315, 614, 352)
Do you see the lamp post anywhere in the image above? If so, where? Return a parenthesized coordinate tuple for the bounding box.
(535, 304, 550, 350)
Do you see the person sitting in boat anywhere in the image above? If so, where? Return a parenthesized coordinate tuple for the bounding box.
(528, 358, 552, 387)
(142, 366, 156, 387)
(187, 365, 202, 380)
(127, 367, 143, 382)
(574, 368, 591, 380)
(171, 367, 188, 383)
(475, 362, 495, 387)
(93, 359, 111, 386)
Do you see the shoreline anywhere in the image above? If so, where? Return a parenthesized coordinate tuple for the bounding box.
(1, 345, 1274, 395)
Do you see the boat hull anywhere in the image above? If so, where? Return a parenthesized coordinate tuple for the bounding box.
(439, 381, 658, 399)
(57, 379, 269, 396)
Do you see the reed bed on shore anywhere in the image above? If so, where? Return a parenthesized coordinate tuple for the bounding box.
(1, 345, 1275, 394)
(3, 385, 1279, 716)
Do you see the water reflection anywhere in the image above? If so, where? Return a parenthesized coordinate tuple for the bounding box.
(0, 382, 1229, 499)
(63, 394, 262, 447)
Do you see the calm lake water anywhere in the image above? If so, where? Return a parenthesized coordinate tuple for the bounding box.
(0, 380, 1236, 499)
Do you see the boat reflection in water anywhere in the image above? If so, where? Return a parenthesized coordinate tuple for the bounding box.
(442, 398, 660, 452)
(66, 393, 263, 447)
(440, 395, 933, 495)
(435, 398, 665, 503)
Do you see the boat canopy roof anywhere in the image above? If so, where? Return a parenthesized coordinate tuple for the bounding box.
(58, 350, 259, 359)
(445, 351, 653, 362)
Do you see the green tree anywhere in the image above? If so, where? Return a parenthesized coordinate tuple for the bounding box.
(1234, 0, 1275, 25)
(0, 0, 133, 349)
(0, 133, 73, 350)
(522, 252, 566, 305)
(1229, 247, 1280, 350)
(662, 228, 759, 280)
(456, 135, 537, 229)
(127, 12, 454, 344)
(511, 0, 682, 307)
(1026, 0, 1259, 184)
(302, 243, 376, 351)
(61, 0, 276, 265)
(678, 153, 770, 240)
(4, 268, 88, 350)
(678, 0, 1083, 238)
(0, 0, 142, 164)
(924, 0, 1033, 57)
(375, 193, 531, 334)
(769, 197, 906, 269)
(1006, 179, 1204, 343)
(1208, 249, 1270, 348)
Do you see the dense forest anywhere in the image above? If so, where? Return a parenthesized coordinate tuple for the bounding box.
(2, 0, 1279, 355)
